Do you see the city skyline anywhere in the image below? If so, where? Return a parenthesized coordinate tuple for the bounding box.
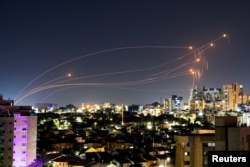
(1, 1, 250, 106)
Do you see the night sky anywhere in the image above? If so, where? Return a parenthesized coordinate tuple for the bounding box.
(1, 0, 250, 107)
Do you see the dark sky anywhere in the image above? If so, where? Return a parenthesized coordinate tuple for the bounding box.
(1, 0, 250, 106)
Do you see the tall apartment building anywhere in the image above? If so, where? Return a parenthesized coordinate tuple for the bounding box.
(215, 116, 250, 151)
(174, 116, 250, 167)
(0, 95, 37, 167)
(164, 95, 183, 111)
(174, 130, 215, 167)
(188, 83, 248, 111)
(222, 82, 243, 111)
(189, 86, 223, 111)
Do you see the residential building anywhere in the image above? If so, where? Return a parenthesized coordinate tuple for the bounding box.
(164, 95, 183, 111)
(239, 112, 250, 126)
(188, 83, 249, 111)
(33, 103, 58, 113)
(215, 116, 250, 151)
(174, 116, 250, 167)
(0, 95, 37, 167)
(222, 82, 243, 111)
(189, 86, 223, 111)
(174, 130, 215, 167)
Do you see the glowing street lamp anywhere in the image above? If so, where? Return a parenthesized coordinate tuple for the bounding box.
(94, 122, 97, 129)
(147, 122, 153, 130)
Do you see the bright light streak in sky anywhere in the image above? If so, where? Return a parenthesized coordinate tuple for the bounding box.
(0, 1, 249, 106)
(14, 35, 228, 104)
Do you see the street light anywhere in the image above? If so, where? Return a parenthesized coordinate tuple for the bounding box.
(94, 122, 97, 129)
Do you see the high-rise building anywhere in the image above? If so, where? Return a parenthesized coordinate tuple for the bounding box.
(174, 116, 250, 167)
(188, 83, 247, 111)
(223, 82, 243, 111)
(174, 130, 215, 167)
(215, 116, 250, 151)
(164, 95, 183, 111)
(189, 86, 223, 111)
(0, 95, 37, 167)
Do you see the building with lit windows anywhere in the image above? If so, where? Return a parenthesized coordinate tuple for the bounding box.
(240, 112, 250, 126)
(174, 116, 250, 167)
(222, 82, 243, 111)
(174, 130, 215, 167)
(189, 86, 223, 111)
(188, 83, 250, 111)
(0, 95, 37, 167)
(164, 95, 183, 111)
(240, 94, 250, 110)
(33, 103, 58, 113)
(215, 116, 250, 151)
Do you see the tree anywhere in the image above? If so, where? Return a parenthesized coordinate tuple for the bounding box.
(152, 102, 160, 107)
(65, 104, 77, 112)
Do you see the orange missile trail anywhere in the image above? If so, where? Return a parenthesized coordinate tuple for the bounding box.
(15, 34, 228, 104)
(14, 45, 188, 100)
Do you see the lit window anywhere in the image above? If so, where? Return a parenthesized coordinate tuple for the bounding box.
(208, 142, 215, 147)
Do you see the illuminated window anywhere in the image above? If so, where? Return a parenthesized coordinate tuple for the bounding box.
(208, 142, 215, 147)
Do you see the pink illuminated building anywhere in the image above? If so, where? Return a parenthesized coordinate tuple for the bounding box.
(0, 95, 37, 167)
